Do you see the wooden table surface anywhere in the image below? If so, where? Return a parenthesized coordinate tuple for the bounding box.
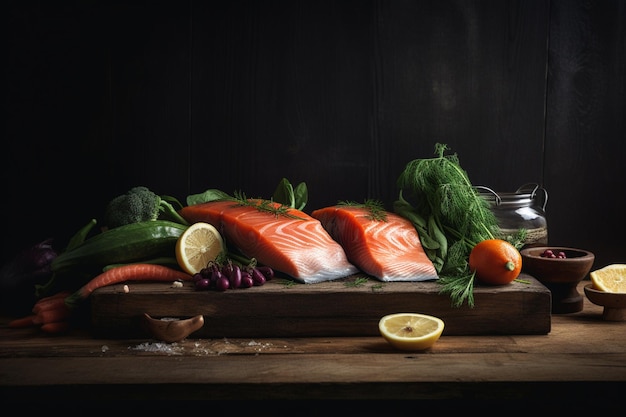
(1, 280, 625, 410)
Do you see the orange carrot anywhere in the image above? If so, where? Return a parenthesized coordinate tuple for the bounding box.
(40, 321, 70, 334)
(66, 264, 191, 306)
(8, 315, 37, 328)
(32, 291, 71, 314)
(33, 297, 65, 315)
(34, 304, 72, 325)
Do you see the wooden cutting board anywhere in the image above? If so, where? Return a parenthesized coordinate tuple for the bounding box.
(89, 272, 551, 338)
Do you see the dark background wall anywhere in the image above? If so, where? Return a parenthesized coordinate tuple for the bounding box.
(3, 0, 625, 270)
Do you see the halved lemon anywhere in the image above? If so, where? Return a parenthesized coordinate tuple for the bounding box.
(175, 222, 225, 275)
(590, 264, 626, 293)
(379, 313, 444, 351)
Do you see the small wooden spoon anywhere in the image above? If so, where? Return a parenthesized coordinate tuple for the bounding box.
(142, 313, 204, 342)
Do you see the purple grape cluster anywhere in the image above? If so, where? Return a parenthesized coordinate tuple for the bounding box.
(540, 249, 567, 259)
(192, 260, 274, 291)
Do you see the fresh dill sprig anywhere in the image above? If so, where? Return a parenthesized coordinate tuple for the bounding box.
(344, 277, 370, 287)
(394, 143, 501, 308)
(277, 278, 297, 288)
(437, 272, 476, 308)
(233, 190, 306, 220)
(337, 199, 388, 221)
(500, 228, 528, 250)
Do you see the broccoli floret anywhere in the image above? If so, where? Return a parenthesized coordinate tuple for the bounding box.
(104, 186, 189, 229)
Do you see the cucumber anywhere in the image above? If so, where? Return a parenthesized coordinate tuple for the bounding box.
(51, 220, 188, 273)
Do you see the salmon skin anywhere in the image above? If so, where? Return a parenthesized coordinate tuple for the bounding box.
(179, 200, 358, 283)
(311, 205, 438, 282)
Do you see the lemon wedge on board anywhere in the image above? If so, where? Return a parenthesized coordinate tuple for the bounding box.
(379, 313, 444, 351)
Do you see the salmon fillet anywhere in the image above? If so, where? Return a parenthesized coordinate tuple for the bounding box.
(311, 205, 438, 282)
(179, 200, 358, 283)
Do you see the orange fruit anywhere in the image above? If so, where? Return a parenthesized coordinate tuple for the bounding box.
(469, 239, 522, 285)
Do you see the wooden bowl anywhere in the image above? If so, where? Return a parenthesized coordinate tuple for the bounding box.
(142, 313, 204, 343)
(520, 246, 595, 313)
(584, 284, 626, 321)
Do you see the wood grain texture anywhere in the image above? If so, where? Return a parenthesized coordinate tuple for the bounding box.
(2, 1, 624, 280)
(1, 283, 625, 405)
(545, 0, 626, 269)
(88, 273, 550, 337)
(188, 0, 549, 209)
(371, 0, 549, 201)
(3, 1, 193, 262)
(189, 1, 375, 208)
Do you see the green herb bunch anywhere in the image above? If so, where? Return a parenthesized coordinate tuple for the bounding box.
(393, 143, 501, 308)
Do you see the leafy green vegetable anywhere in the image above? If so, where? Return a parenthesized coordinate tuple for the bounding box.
(36, 220, 187, 298)
(104, 186, 188, 229)
(394, 143, 501, 308)
(186, 189, 233, 206)
(184, 179, 308, 220)
(186, 178, 308, 211)
(272, 178, 308, 211)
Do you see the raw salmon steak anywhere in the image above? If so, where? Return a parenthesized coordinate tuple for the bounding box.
(179, 200, 358, 283)
(311, 205, 438, 282)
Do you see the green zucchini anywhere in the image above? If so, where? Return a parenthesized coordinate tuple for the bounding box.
(51, 220, 188, 273)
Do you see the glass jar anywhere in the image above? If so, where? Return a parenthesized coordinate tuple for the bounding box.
(477, 183, 548, 247)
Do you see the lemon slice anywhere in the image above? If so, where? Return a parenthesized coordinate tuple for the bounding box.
(590, 264, 626, 293)
(175, 222, 225, 275)
(378, 313, 444, 351)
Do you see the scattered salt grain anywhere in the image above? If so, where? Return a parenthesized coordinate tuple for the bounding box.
(171, 280, 183, 288)
(130, 342, 183, 355)
(101, 345, 109, 353)
(123, 284, 130, 293)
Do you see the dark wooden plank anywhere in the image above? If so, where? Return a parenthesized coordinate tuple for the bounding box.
(4, 2, 124, 262)
(189, 1, 375, 210)
(3, 1, 193, 266)
(188, 1, 550, 209)
(4, 352, 626, 385)
(0, 282, 620, 357)
(89, 273, 550, 337)
(372, 0, 550, 204)
(99, 0, 192, 200)
(2, 283, 625, 403)
(545, 0, 626, 269)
